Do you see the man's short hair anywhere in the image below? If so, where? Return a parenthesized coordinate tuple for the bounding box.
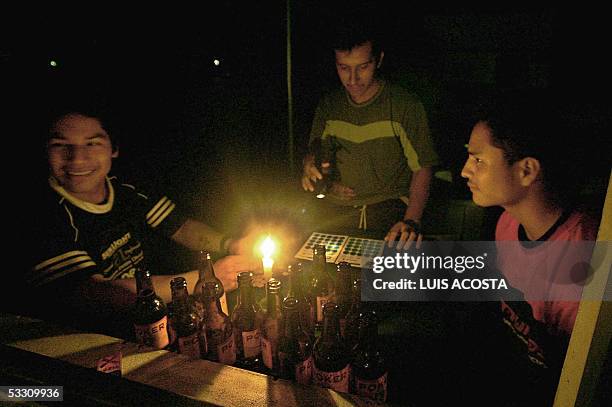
(45, 94, 120, 152)
(330, 16, 383, 60)
(472, 90, 580, 207)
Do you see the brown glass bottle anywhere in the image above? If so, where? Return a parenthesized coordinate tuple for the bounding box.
(342, 278, 363, 353)
(312, 302, 351, 393)
(231, 271, 263, 370)
(351, 309, 388, 402)
(201, 281, 236, 365)
(334, 261, 353, 336)
(278, 296, 314, 384)
(170, 277, 202, 359)
(309, 244, 334, 332)
(193, 250, 228, 316)
(133, 268, 170, 350)
(261, 278, 283, 375)
(285, 262, 315, 336)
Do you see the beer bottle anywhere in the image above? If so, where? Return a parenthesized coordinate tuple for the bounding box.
(312, 302, 351, 393)
(351, 309, 388, 402)
(169, 277, 202, 359)
(285, 262, 315, 336)
(201, 281, 236, 365)
(310, 136, 339, 199)
(261, 278, 283, 375)
(231, 271, 263, 370)
(133, 268, 170, 350)
(309, 244, 334, 333)
(278, 297, 313, 385)
(194, 250, 229, 316)
(334, 261, 353, 336)
(342, 278, 363, 353)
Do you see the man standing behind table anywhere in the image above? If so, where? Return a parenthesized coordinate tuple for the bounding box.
(301, 17, 439, 248)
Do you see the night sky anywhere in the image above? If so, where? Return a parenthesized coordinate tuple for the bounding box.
(4, 3, 609, 236)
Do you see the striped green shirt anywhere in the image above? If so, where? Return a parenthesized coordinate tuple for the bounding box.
(309, 80, 439, 206)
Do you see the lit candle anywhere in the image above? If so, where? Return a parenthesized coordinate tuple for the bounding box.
(260, 235, 276, 280)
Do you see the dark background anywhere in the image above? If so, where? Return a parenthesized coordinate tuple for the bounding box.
(4, 2, 610, 236)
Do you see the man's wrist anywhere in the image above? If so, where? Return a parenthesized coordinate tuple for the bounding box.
(402, 218, 422, 234)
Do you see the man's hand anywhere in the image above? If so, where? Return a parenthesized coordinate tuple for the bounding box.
(329, 182, 356, 200)
(301, 153, 329, 192)
(213, 255, 262, 291)
(385, 220, 423, 250)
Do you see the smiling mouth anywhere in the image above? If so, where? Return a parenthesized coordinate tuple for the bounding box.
(67, 170, 95, 176)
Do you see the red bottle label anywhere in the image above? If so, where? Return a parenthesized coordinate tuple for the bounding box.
(261, 336, 273, 368)
(295, 356, 313, 385)
(134, 316, 169, 349)
(242, 329, 261, 358)
(313, 364, 350, 393)
(355, 372, 388, 402)
(217, 335, 236, 365)
(178, 333, 201, 359)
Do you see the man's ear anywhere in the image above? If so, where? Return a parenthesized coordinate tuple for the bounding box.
(377, 51, 385, 68)
(112, 146, 119, 159)
(517, 157, 541, 186)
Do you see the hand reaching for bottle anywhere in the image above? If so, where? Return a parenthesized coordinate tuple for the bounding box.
(301, 153, 330, 192)
(213, 255, 263, 292)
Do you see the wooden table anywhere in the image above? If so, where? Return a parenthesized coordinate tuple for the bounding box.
(0, 312, 385, 406)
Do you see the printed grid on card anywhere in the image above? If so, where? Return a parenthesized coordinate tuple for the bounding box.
(335, 236, 385, 268)
(294, 232, 384, 268)
(294, 232, 348, 263)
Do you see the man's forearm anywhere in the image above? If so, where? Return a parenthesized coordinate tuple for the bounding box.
(404, 167, 432, 222)
(171, 218, 225, 253)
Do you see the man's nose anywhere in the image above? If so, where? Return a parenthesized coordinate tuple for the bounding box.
(348, 68, 359, 84)
(66, 145, 89, 161)
(460, 160, 471, 179)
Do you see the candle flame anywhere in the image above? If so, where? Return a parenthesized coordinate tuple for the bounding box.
(261, 235, 276, 258)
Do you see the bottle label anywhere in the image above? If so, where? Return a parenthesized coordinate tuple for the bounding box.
(217, 334, 236, 365)
(355, 372, 388, 402)
(313, 364, 350, 393)
(220, 293, 229, 315)
(261, 336, 273, 369)
(295, 356, 313, 385)
(242, 329, 261, 358)
(134, 316, 169, 349)
(316, 296, 331, 322)
(178, 333, 201, 359)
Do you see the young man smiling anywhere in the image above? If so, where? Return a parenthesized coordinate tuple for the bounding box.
(301, 18, 439, 247)
(20, 102, 261, 336)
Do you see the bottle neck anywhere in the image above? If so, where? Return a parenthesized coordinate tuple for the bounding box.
(198, 251, 218, 281)
(283, 307, 301, 338)
(136, 269, 155, 296)
(204, 293, 224, 316)
(312, 254, 327, 278)
(357, 319, 378, 350)
(238, 280, 255, 307)
(266, 290, 282, 318)
(321, 312, 340, 341)
(171, 285, 189, 308)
